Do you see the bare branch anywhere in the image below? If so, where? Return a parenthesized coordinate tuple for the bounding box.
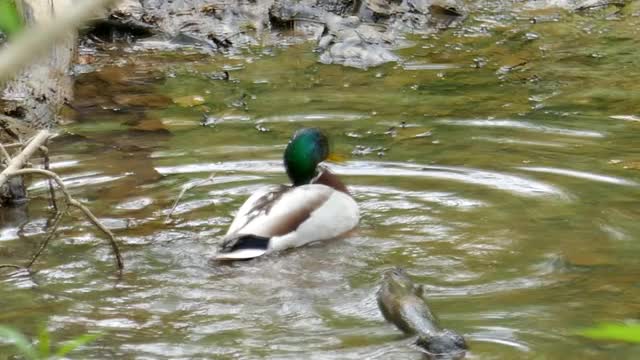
(165, 173, 216, 223)
(0, 142, 23, 149)
(27, 210, 66, 268)
(0, 264, 24, 271)
(0, 130, 50, 188)
(0, 142, 11, 162)
(39, 144, 58, 211)
(6, 168, 124, 272)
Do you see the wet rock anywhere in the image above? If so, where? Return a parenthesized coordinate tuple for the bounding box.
(90, 0, 465, 69)
(230, 94, 249, 110)
(317, 18, 399, 68)
(255, 124, 271, 132)
(272, 0, 465, 68)
(0, 176, 27, 207)
(201, 114, 219, 127)
(139, 0, 270, 50)
(0, 114, 38, 142)
(111, 0, 145, 19)
(361, 0, 466, 32)
(207, 71, 230, 81)
(365, 0, 404, 16)
(574, 0, 627, 11)
(87, 17, 156, 43)
(271, 1, 398, 68)
(377, 268, 468, 358)
(89, 0, 155, 42)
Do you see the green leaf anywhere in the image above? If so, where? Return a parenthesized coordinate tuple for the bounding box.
(37, 326, 51, 357)
(55, 333, 100, 357)
(578, 323, 640, 343)
(0, 326, 38, 360)
(0, 0, 23, 36)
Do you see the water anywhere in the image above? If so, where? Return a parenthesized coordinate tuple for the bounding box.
(2, 2, 640, 359)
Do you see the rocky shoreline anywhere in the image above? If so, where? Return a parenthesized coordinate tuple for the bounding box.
(0, 0, 633, 136)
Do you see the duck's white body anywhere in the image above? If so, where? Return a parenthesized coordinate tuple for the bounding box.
(214, 181, 359, 260)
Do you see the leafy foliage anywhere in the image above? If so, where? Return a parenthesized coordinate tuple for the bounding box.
(0, 0, 23, 36)
(578, 323, 640, 343)
(0, 325, 99, 359)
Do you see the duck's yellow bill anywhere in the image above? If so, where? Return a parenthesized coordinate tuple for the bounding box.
(327, 152, 347, 163)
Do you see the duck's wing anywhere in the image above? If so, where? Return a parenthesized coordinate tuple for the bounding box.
(226, 184, 290, 235)
(215, 184, 355, 260)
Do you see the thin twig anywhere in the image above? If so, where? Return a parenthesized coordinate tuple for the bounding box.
(39, 144, 58, 211)
(0, 264, 22, 269)
(165, 173, 216, 223)
(5, 168, 123, 272)
(26, 210, 66, 268)
(0, 142, 11, 162)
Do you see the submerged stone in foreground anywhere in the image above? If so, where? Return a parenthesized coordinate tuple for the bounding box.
(377, 268, 468, 358)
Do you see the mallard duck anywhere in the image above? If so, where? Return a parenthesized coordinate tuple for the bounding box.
(213, 128, 359, 260)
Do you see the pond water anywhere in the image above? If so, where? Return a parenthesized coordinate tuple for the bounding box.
(2, 2, 640, 359)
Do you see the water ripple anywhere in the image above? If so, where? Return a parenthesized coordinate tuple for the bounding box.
(472, 136, 565, 148)
(256, 113, 367, 123)
(340, 161, 566, 198)
(156, 160, 565, 198)
(518, 166, 638, 186)
(438, 119, 605, 138)
(29, 171, 128, 190)
(402, 62, 459, 70)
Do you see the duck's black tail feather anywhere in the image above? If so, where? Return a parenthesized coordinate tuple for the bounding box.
(218, 234, 271, 253)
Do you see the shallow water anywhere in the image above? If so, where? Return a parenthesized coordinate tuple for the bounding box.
(2, 2, 640, 359)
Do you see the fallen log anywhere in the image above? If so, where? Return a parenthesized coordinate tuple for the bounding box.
(0, 129, 49, 188)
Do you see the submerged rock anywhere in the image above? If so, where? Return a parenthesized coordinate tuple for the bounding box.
(377, 268, 468, 358)
(0, 176, 27, 207)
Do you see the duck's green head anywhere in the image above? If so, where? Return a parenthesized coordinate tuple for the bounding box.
(284, 128, 331, 186)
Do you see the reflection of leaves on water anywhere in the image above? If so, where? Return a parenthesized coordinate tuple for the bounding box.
(0, 325, 100, 359)
(578, 323, 640, 343)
